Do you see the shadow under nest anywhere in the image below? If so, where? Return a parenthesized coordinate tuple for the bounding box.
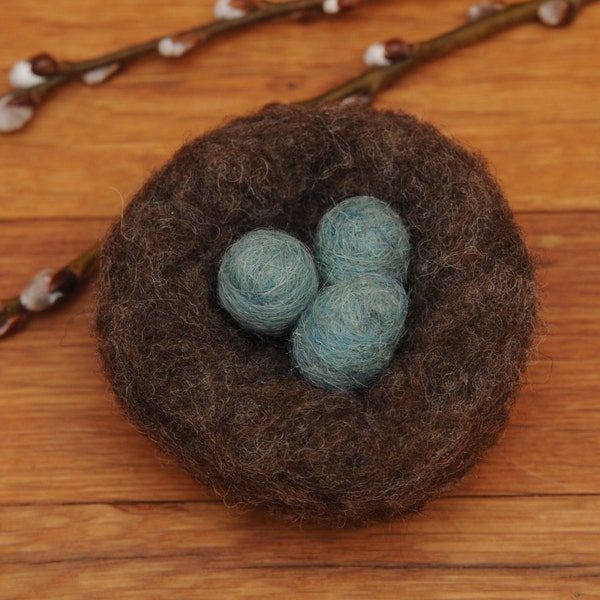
(94, 103, 538, 525)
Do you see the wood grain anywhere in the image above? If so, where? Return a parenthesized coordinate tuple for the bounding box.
(1, 1, 599, 598)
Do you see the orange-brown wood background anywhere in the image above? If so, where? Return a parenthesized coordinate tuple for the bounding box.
(1, 1, 599, 598)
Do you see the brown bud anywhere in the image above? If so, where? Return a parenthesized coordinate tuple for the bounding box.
(49, 268, 79, 295)
(29, 53, 59, 77)
(384, 39, 415, 61)
(537, 0, 578, 26)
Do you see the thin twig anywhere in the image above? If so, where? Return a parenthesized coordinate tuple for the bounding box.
(0, 0, 361, 133)
(1, 0, 596, 337)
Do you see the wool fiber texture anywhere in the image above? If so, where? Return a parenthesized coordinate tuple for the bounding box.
(315, 195, 410, 285)
(94, 103, 539, 525)
(217, 228, 318, 336)
(291, 273, 408, 391)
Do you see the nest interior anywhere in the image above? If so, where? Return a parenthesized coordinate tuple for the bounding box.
(94, 103, 538, 525)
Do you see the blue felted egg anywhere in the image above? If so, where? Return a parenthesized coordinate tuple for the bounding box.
(315, 196, 410, 285)
(218, 229, 319, 336)
(291, 273, 409, 391)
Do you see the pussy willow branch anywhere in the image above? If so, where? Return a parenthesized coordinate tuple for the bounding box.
(0, 0, 361, 132)
(302, 0, 598, 105)
(0, 0, 596, 338)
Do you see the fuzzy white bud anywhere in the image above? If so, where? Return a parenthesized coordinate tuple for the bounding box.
(81, 63, 120, 85)
(214, 0, 248, 20)
(19, 268, 63, 312)
(538, 0, 574, 26)
(8, 60, 46, 89)
(157, 37, 195, 58)
(363, 43, 392, 68)
(0, 93, 35, 133)
(468, 1, 506, 21)
(322, 0, 340, 14)
(468, 4, 487, 21)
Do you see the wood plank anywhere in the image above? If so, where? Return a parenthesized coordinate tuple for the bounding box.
(4, 564, 599, 600)
(2, 498, 599, 598)
(2, 496, 599, 568)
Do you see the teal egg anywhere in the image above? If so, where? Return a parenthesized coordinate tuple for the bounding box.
(291, 273, 408, 391)
(218, 229, 319, 336)
(315, 196, 410, 285)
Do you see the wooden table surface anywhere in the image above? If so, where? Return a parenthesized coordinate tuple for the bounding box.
(1, 1, 599, 598)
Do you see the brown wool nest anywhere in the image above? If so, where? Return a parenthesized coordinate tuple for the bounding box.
(94, 103, 539, 525)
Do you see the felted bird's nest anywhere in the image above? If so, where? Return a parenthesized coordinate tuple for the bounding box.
(94, 103, 538, 525)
